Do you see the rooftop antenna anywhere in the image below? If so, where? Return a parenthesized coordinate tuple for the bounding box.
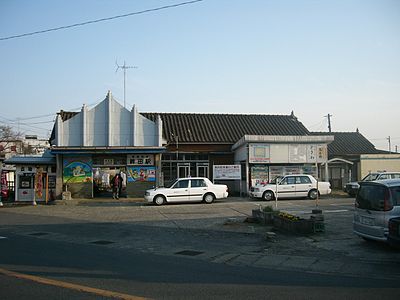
(115, 60, 137, 108)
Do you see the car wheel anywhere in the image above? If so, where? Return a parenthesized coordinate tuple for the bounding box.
(154, 195, 165, 206)
(262, 191, 274, 201)
(308, 189, 318, 200)
(203, 193, 215, 204)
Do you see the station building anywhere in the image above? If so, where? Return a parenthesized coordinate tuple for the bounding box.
(8, 91, 388, 201)
(44, 91, 335, 199)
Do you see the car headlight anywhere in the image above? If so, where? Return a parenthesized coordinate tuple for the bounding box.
(145, 191, 150, 196)
(253, 188, 260, 192)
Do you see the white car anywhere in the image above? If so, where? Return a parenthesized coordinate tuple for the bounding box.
(145, 177, 229, 205)
(344, 172, 400, 197)
(249, 174, 331, 201)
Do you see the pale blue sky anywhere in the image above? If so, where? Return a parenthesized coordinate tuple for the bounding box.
(0, 0, 399, 151)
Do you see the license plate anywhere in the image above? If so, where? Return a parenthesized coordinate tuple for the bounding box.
(360, 216, 374, 226)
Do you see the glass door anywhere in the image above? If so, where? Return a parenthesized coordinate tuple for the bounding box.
(197, 164, 209, 178)
(178, 163, 190, 178)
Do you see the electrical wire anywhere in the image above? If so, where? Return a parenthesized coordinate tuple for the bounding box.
(0, 0, 204, 41)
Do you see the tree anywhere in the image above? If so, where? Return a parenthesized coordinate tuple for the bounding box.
(0, 125, 22, 155)
(0, 125, 22, 204)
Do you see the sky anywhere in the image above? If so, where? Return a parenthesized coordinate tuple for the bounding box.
(0, 0, 399, 151)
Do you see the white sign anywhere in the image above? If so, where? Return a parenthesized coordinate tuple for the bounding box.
(213, 165, 241, 180)
(249, 144, 270, 163)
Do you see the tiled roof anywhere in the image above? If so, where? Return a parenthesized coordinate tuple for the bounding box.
(311, 131, 384, 156)
(142, 113, 310, 143)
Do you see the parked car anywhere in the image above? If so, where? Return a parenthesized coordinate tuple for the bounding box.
(144, 177, 229, 205)
(249, 174, 331, 201)
(344, 172, 400, 197)
(353, 179, 400, 242)
(388, 217, 400, 248)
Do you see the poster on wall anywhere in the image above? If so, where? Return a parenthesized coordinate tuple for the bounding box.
(289, 145, 307, 163)
(249, 144, 270, 163)
(213, 165, 241, 180)
(63, 157, 93, 183)
(127, 166, 156, 182)
(251, 165, 269, 186)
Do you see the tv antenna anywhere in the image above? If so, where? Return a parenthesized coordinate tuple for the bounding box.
(115, 60, 137, 108)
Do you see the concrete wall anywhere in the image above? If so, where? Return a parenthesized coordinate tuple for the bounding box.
(360, 154, 400, 178)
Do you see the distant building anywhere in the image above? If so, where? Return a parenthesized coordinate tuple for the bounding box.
(311, 131, 388, 189)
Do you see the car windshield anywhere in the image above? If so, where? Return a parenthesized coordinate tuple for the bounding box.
(164, 179, 178, 188)
(362, 174, 380, 181)
(269, 176, 284, 184)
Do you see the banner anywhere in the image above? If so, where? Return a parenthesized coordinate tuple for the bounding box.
(213, 165, 241, 180)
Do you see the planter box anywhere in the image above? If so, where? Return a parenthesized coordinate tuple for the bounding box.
(252, 209, 277, 225)
(273, 215, 315, 234)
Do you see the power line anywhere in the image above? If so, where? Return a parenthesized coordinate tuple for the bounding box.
(0, 0, 204, 41)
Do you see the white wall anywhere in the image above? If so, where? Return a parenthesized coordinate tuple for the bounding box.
(57, 92, 160, 147)
(360, 154, 400, 178)
(86, 101, 107, 146)
(63, 113, 82, 146)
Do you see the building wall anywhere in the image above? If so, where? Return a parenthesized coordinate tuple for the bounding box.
(63, 113, 82, 146)
(360, 154, 400, 178)
(86, 101, 107, 146)
(56, 92, 161, 148)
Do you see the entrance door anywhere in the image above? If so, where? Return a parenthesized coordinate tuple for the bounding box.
(197, 164, 208, 178)
(178, 164, 190, 178)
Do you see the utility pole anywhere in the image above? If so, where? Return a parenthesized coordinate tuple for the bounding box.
(388, 136, 391, 153)
(325, 114, 332, 132)
(115, 60, 137, 108)
(396, 145, 398, 153)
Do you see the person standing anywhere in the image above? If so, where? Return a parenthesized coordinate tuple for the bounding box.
(111, 173, 123, 199)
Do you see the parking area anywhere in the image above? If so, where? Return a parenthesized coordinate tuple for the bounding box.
(1, 195, 400, 279)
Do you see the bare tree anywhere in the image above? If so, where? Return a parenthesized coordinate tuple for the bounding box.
(0, 125, 22, 157)
(0, 125, 22, 204)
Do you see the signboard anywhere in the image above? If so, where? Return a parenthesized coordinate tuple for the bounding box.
(127, 154, 154, 166)
(213, 165, 241, 180)
(307, 144, 327, 163)
(249, 144, 270, 163)
(289, 144, 307, 163)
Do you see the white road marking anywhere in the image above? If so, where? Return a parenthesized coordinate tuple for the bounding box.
(324, 209, 349, 213)
(0, 236, 7, 239)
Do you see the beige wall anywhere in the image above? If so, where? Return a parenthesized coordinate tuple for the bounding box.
(360, 154, 400, 179)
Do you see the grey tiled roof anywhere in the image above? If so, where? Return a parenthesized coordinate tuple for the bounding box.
(311, 131, 384, 156)
(142, 113, 310, 143)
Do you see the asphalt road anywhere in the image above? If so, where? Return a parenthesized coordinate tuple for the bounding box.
(1, 231, 399, 300)
(1, 196, 400, 299)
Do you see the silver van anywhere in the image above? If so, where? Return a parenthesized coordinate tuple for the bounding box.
(353, 179, 400, 241)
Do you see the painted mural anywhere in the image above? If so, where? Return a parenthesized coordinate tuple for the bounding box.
(127, 166, 155, 182)
(63, 157, 93, 183)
